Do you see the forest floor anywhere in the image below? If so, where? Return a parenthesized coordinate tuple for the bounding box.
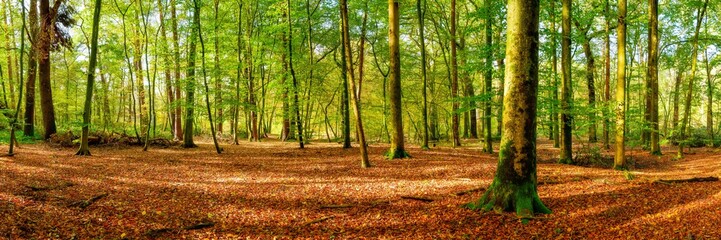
(1, 138, 721, 239)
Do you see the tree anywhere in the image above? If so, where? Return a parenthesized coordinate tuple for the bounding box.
(8, 0, 26, 156)
(647, 0, 660, 155)
(195, 0, 222, 154)
(614, 0, 627, 169)
(340, 0, 370, 168)
(38, 0, 64, 139)
(386, 0, 408, 159)
(183, 0, 199, 148)
(171, 0, 183, 141)
(288, 0, 304, 149)
(602, 0, 610, 149)
(450, 0, 461, 147)
(76, 0, 101, 156)
(482, 0, 493, 154)
(559, 0, 573, 164)
(23, 0, 39, 137)
(467, 0, 551, 220)
(417, 0, 430, 150)
(677, 0, 708, 159)
(550, 0, 559, 148)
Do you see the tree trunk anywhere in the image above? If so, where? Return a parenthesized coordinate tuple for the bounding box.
(171, 0, 183, 141)
(603, 0, 610, 149)
(338, 26, 351, 148)
(76, 0, 101, 156)
(340, 0, 370, 167)
(38, 0, 59, 139)
(678, 0, 708, 158)
(234, 2, 243, 145)
(417, 0, 429, 149)
(467, 0, 550, 220)
(450, 0, 461, 147)
(24, 0, 39, 137)
(183, 0, 199, 148)
(482, 0, 493, 153)
(387, 0, 408, 158)
(157, 0, 174, 140)
(214, 0, 223, 135)
(559, 0, 573, 164)
(287, 0, 304, 149)
(195, 0, 222, 154)
(648, 0, 661, 154)
(614, 0, 627, 169)
(550, 0, 559, 148)
(8, 0, 26, 156)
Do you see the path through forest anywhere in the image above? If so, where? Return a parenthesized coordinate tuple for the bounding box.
(1, 141, 720, 239)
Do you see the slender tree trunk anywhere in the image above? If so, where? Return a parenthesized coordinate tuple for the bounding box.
(341, 0, 370, 167)
(648, 0, 661, 154)
(387, 0, 408, 158)
(8, 0, 26, 155)
(672, 72, 682, 131)
(482, 0, 493, 153)
(338, 27, 351, 147)
(467, 0, 550, 219)
(574, 22, 597, 143)
(450, 0, 461, 147)
(287, 0, 304, 148)
(550, 0, 559, 148)
(614, 0, 627, 169)
(704, 43, 713, 145)
(417, 0, 429, 149)
(603, 0, 610, 149)
(678, 0, 708, 158)
(234, 2, 243, 145)
(195, 0, 222, 153)
(559, 0, 573, 164)
(157, 0, 174, 140)
(214, 0, 223, 135)
(76, 0, 101, 156)
(171, 0, 183, 141)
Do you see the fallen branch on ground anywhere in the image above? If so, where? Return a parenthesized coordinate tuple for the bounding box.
(400, 196, 434, 202)
(454, 187, 485, 196)
(655, 176, 719, 184)
(319, 204, 354, 209)
(302, 215, 334, 226)
(69, 193, 108, 209)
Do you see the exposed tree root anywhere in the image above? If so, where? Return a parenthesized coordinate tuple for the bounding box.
(466, 181, 551, 223)
(385, 148, 411, 159)
(655, 176, 719, 184)
(75, 148, 91, 156)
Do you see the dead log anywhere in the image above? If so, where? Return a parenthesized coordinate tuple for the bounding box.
(655, 177, 719, 184)
(400, 196, 434, 202)
(454, 187, 485, 196)
(69, 193, 108, 209)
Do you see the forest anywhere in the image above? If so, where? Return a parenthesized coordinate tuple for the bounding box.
(1, 0, 721, 238)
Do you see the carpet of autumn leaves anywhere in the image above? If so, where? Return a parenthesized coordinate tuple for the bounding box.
(1, 139, 721, 239)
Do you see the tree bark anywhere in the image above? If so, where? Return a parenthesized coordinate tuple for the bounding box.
(387, 0, 408, 158)
(559, 0, 573, 164)
(482, 0, 493, 153)
(24, 0, 39, 137)
(38, 0, 61, 139)
(287, 0, 304, 148)
(450, 0, 461, 147)
(417, 0, 429, 149)
(76, 0, 101, 156)
(170, 0, 183, 141)
(550, 0, 559, 148)
(340, 0, 370, 167)
(647, 0, 661, 154)
(614, 0, 627, 169)
(678, 0, 708, 158)
(467, 0, 550, 220)
(183, 0, 199, 148)
(603, 0, 611, 149)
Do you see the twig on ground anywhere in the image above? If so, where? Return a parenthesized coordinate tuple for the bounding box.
(69, 193, 108, 209)
(400, 196, 434, 202)
(655, 176, 719, 184)
(302, 215, 334, 226)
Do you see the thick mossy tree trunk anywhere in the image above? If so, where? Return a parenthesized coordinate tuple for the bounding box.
(559, 0, 573, 164)
(467, 0, 550, 220)
(386, 0, 409, 159)
(76, 0, 102, 156)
